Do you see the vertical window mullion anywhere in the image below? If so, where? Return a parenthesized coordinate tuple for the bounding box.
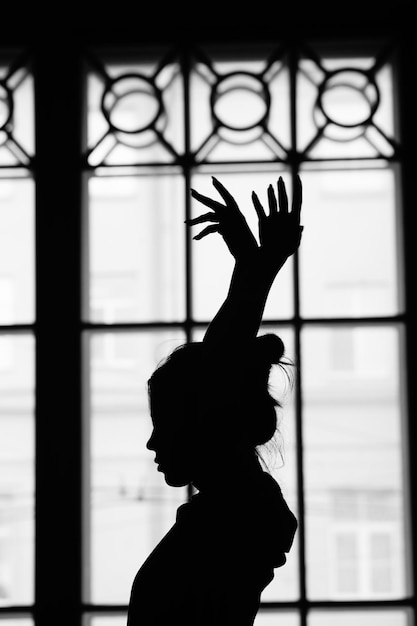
(181, 46, 193, 342)
(181, 48, 195, 507)
(289, 43, 308, 622)
(34, 42, 83, 626)
(397, 39, 417, 616)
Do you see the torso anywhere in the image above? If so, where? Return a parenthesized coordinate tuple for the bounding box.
(127, 472, 296, 626)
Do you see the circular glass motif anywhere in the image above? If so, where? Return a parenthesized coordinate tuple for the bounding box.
(318, 68, 380, 128)
(0, 82, 13, 130)
(211, 72, 270, 131)
(101, 74, 162, 134)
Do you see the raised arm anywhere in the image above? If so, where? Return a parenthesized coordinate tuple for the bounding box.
(188, 175, 303, 353)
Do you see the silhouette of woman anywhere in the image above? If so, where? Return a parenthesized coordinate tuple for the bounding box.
(127, 175, 303, 625)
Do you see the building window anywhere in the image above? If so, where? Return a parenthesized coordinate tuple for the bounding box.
(331, 490, 403, 599)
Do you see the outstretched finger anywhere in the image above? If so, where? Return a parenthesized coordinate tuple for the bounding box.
(278, 177, 289, 214)
(268, 184, 278, 214)
(185, 212, 219, 226)
(191, 188, 225, 213)
(251, 191, 266, 220)
(211, 177, 239, 210)
(193, 224, 221, 240)
(291, 174, 302, 219)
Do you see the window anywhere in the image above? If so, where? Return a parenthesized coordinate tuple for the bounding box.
(0, 48, 35, 626)
(0, 32, 415, 626)
(331, 490, 403, 598)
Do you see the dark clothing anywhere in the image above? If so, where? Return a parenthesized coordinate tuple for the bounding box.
(127, 471, 297, 626)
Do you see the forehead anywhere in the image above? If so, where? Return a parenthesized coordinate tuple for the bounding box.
(149, 385, 188, 424)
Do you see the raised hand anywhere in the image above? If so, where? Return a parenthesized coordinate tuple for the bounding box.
(188, 177, 259, 261)
(252, 174, 303, 272)
(189, 175, 303, 277)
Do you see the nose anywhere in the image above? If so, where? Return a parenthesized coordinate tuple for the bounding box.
(146, 430, 156, 451)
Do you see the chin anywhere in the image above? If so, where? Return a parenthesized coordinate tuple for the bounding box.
(163, 473, 191, 488)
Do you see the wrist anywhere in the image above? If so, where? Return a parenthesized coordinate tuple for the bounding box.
(235, 253, 287, 285)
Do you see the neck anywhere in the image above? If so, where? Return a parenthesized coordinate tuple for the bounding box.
(192, 450, 263, 493)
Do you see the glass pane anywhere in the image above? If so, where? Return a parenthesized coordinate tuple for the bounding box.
(86, 56, 184, 166)
(191, 52, 290, 162)
(0, 334, 35, 605)
(303, 325, 407, 600)
(298, 52, 395, 159)
(309, 609, 410, 626)
(87, 174, 185, 323)
(0, 615, 34, 626)
(87, 330, 188, 604)
(260, 327, 298, 601)
(88, 618, 126, 626)
(0, 55, 34, 166)
(299, 168, 400, 318)
(0, 178, 35, 324)
(191, 172, 294, 322)
(255, 612, 299, 626)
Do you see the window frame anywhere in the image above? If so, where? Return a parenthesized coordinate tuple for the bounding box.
(0, 30, 414, 626)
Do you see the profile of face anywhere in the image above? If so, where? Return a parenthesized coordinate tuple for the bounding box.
(146, 388, 194, 488)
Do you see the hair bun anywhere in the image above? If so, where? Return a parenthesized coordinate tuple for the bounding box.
(253, 333, 285, 365)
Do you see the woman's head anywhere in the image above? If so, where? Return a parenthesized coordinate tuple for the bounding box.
(146, 334, 291, 487)
(146, 342, 206, 487)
